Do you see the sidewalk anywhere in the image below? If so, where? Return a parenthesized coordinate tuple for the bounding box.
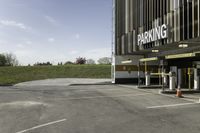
(138, 85, 200, 94)
(118, 84, 200, 103)
(161, 89, 200, 94)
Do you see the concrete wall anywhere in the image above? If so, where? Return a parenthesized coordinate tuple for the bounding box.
(112, 55, 144, 84)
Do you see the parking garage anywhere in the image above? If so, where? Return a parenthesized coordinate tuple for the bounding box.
(112, 0, 200, 91)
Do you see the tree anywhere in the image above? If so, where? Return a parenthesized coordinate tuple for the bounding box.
(75, 57, 86, 64)
(64, 61, 74, 65)
(34, 62, 52, 66)
(86, 59, 95, 64)
(98, 57, 111, 64)
(0, 54, 7, 66)
(58, 62, 63, 66)
(4, 53, 19, 66)
(0, 53, 19, 66)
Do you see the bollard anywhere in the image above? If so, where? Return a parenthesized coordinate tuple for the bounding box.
(169, 72, 176, 91)
(163, 74, 168, 86)
(194, 69, 200, 90)
(145, 72, 150, 86)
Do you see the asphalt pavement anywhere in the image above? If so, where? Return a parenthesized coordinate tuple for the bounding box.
(0, 78, 200, 133)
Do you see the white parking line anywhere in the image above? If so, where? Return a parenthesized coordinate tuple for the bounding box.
(147, 102, 200, 109)
(76, 88, 125, 92)
(16, 119, 67, 133)
(66, 93, 151, 100)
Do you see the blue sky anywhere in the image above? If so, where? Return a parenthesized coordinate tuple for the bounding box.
(0, 0, 112, 65)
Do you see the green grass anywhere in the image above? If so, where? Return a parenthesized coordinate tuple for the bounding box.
(0, 65, 111, 85)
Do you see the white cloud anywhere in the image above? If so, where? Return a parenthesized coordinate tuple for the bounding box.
(0, 40, 7, 44)
(25, 41, 32, 45)
(48, 38, 55, 42)
(44, 15, 58, 26)
(69, 50, 79, 55)
(16, 44, 24, 48)
(14, 50, 31, 56)
(75, 33, 80, 40)
(0, 20, 30, 30)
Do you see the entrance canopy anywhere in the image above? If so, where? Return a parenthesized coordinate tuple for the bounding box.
(140, 51, 200, 62)
(165, 51, 200, 60)
(139, 57, 158, 62)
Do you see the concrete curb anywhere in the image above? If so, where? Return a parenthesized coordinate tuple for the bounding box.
(160, 90, 200, 94)
(137, 85, 163, 89)
(0, 84, 13, 87)
(69, 82, 112, 86)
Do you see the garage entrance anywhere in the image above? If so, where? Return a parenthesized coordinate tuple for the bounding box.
(138, 52, 200, 91)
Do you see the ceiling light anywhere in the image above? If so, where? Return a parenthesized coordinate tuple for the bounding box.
(152, 50, 159, 53)
(121, 59, 132, 64)
(179, 44, 188, 48)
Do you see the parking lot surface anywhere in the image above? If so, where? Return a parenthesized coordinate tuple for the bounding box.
(0, 79, 200, 133)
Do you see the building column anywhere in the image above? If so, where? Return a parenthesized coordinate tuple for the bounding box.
(177, 69, 182, 88)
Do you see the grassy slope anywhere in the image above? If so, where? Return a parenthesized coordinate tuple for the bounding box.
(0, 65, 111, 85)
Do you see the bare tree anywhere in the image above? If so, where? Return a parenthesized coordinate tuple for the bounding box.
(4, 53, 19, 66)
(86, 59, 96, 64)
(98, 57, 111, 64)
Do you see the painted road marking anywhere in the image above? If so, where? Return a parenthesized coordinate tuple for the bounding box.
(147, 102, 200, 109)
(16, 119, 67, 133)
(65, 93, 151, 100)
(76, 88, 128, 92)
